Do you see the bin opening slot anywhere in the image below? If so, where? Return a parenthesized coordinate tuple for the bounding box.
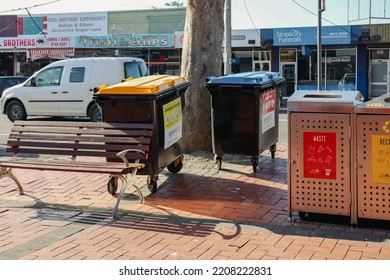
(303, 94, 342, 99)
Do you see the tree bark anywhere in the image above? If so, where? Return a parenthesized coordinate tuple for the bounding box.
(180, 0, 225, 152)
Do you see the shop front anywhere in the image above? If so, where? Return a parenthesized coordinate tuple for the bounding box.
(279, 47, 357, 92)
(262, 25, 367, 100)
(275, 26, 358, 97)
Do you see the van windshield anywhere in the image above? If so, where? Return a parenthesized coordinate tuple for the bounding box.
(124, 61, 148, 79)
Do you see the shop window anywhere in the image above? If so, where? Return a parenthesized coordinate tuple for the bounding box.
(280, 50, 296, 62)
(253, 51, 271, 61)
(252, 51, 271, 71)
(296, 48, 356, 91)
(370, 50, 389, 60)
(141, 50, 181, 75)
(325, 49, 356, 91)
(231, 51, 253, 73)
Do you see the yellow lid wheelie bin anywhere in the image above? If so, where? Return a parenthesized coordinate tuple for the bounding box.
(94, 75, 191, 194)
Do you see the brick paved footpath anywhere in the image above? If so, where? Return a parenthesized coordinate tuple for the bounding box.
(0, 145, 389, 260)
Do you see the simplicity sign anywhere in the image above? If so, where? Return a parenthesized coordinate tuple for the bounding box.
(273, 26, 351, 46)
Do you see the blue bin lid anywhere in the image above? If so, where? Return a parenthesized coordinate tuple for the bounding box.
(206, 71, 284, 86)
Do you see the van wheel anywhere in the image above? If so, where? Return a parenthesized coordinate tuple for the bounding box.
(6, 100, 27, 122)
(88, 103, 102, 122)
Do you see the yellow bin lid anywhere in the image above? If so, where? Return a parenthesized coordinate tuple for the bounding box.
(96, 74, 188, 95)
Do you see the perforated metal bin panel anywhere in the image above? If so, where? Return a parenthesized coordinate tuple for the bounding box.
(356, 115, 390, 221)
(289, 112, 351, 217)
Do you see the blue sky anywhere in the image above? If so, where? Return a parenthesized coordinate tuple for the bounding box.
(0, 0, 389, 29)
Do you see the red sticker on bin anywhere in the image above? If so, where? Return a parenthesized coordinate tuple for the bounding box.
(303, 132, 337, 179)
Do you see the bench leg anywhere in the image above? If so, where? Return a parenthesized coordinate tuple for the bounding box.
(0, 167, 24, 195)
(112, 169, 145, 218)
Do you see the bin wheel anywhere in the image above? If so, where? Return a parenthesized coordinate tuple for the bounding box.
(215, 155, 222, 170)
(298, 211, 307, 220)
(107, 176, 118, 195)
(167, 160, 183, 173)
(270, 144, 276, 159)
(251, 156, 258, 173)
(147, 176, 158, 193)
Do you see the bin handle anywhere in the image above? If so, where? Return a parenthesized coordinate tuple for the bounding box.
(303, 94, 342, 98)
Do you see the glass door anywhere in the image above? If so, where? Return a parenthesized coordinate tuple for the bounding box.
(370, 59, 389, 99)
(281, 63, 296, 97)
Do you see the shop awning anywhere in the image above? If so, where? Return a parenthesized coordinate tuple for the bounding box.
(29, 48, 75, 61)
(0, 49, 27, 53)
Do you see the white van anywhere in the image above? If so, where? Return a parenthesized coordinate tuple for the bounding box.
(0, 57, 148, 122)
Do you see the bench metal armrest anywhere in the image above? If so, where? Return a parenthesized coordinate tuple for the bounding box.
(116, 149, 146, 167)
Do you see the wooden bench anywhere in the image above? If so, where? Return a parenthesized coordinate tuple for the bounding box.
(0, 120, 153, 218)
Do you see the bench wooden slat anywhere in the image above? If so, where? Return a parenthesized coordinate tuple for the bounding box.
(11, 126, 153, 138)
(8, 133, 151, 145)
(6, 148, 149, 160)
(0, 157, 145, 174)
(13, 120, 154, 130)
(6, 140, 150, 153)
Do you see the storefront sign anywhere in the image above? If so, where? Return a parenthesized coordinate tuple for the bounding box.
(46, 12, 107, 37)
(175, 31, 185, 48)
(76, 34, 173, 48)
(261, 90, 276, 133)
(273, 26, 351, 46)
(174, 29, 259, 48)
(47, 37, 71, 48)
(163, 97, 182, 149)
(0, 36, 36, 48)
(303, 132, 336, 179)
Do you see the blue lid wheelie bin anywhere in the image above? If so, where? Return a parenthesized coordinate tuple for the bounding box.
(205, 71, 285, 172)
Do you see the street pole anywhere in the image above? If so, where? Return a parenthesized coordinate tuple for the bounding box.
(317, 0, 325, 91)
(224, 0, 232, 75)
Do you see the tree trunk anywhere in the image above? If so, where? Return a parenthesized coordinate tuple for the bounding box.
(180, 0, 225, 153)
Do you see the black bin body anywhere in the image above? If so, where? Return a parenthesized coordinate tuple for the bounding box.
(206, 71, 285, 170)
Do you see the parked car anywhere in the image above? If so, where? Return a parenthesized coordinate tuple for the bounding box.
(0, 76, 28, 97)
(0, 57, 148, 122)
(338, 73, 356, 90)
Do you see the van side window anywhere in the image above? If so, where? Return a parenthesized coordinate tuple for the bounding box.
(138, 61, 148, 76)
(124, 62, 141, 79)
(70, 67, 85, 83)
(35, 66, 63, 86)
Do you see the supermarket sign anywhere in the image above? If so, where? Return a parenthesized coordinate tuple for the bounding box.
(273, 26, 351, 46)
(46, 12, 107, 36)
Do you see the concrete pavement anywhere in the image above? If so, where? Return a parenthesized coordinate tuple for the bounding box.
(0, 146, 390, 260)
